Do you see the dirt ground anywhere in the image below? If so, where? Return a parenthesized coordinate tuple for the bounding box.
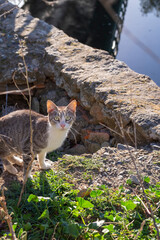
(0, 145, 160, 192)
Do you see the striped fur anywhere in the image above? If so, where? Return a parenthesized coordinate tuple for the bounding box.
(0, 100, 76, 179)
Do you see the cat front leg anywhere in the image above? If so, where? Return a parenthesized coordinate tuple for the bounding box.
(38, 152, 51, 170)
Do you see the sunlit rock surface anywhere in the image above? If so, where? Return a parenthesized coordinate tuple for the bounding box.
(0, 0, 160, 145)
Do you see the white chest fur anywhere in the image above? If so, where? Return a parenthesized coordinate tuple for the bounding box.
(45, 123, 69, 153)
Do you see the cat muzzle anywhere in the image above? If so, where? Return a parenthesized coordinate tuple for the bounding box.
(60, 123, 65, 129)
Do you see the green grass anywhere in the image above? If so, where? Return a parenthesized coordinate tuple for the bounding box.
(0, 155, 160, 240)
(58, 155, 102, 171)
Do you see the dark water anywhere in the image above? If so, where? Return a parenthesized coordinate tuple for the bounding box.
(117, 0, 160, 86)
(9, 0, 160, 86)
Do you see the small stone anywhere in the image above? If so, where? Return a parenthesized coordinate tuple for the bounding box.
(106, 167, 111, 172)
(117, 143, 133, 151)
(124, 158, 131, 163)
(138, 156, 145, 161)
(115, 161, 123, 165)
(118, 175, 123, 180)
(107, 147, 116, 154)
(119, 170, 128, 175)
(150, 143, 160, 151)
(102, 152, 109, 157)
(130, 175, 140, 185)
(66, 144, 86, 155)
(154, 166, 160, 170)
(102, 172, 108, 177)
(109, 89, 116, 94)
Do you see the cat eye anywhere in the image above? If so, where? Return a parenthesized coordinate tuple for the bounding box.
(53, 116, 60, 121)
(65, 116, 72, 122)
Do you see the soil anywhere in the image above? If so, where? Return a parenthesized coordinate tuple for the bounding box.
(0, 145, 160, 192)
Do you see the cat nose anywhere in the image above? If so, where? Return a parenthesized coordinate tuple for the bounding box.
(60, 123, 65, 129)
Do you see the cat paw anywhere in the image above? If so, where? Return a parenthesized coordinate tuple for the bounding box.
(40, 162, 52, 170)
(13, 156, 23, 166)
(5, 165, 18, 175)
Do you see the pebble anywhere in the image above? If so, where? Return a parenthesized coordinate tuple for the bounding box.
(130, 175, 140, 185)
(102, 172, 108, 177)
(117, 143, 134, 151)
(124, 158, 131, 162)
(115, 161, 123, 165)
(150, 143, 160, 151)
(118, 175, 123, 180)
(106, 167, 111, 172)
(154, 166, 160, 170)
(102, 152, 109, 157)
(138, 156, 145, 161)
(119, 170, 128, 175)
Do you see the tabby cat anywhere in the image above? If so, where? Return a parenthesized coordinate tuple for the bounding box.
(0, 100, 77, 178)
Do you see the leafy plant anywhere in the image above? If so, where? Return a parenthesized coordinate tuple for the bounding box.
(0, 156, 160, 239)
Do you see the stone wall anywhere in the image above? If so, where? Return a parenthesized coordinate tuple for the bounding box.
(0, 0, 160, 150)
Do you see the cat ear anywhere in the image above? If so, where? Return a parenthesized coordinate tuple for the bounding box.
(67, 100, 77, 112)
(47, 100, 57, 113)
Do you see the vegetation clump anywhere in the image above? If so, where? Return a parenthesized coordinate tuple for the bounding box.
(0, 155, 160, 240)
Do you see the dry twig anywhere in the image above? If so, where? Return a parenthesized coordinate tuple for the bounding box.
(113, 111, 160, 240)
(0, 6, 17, 18)
(0, 188, 17, 240)
(100, 109, 160, 239)
(51, 222, 59, 240)
(17, 41, 35, 207)
(0, 85, 36, 96)
(134, 220, 146, 240)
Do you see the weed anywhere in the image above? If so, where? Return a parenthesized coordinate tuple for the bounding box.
(0, 167, 160, 239)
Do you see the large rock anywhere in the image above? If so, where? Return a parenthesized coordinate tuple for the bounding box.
(0, 0, 160, 145)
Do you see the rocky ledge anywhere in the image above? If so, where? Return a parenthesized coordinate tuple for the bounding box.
(0, 0, 160, 147)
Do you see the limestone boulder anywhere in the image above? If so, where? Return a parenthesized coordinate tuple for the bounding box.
(0, 0, 160, 146)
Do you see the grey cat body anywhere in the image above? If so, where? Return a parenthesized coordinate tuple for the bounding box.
(0, 110, 48, 156)
(0, 100, 77, 178)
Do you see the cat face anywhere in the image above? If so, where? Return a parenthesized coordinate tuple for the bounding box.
(47, 100, 77, 130)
